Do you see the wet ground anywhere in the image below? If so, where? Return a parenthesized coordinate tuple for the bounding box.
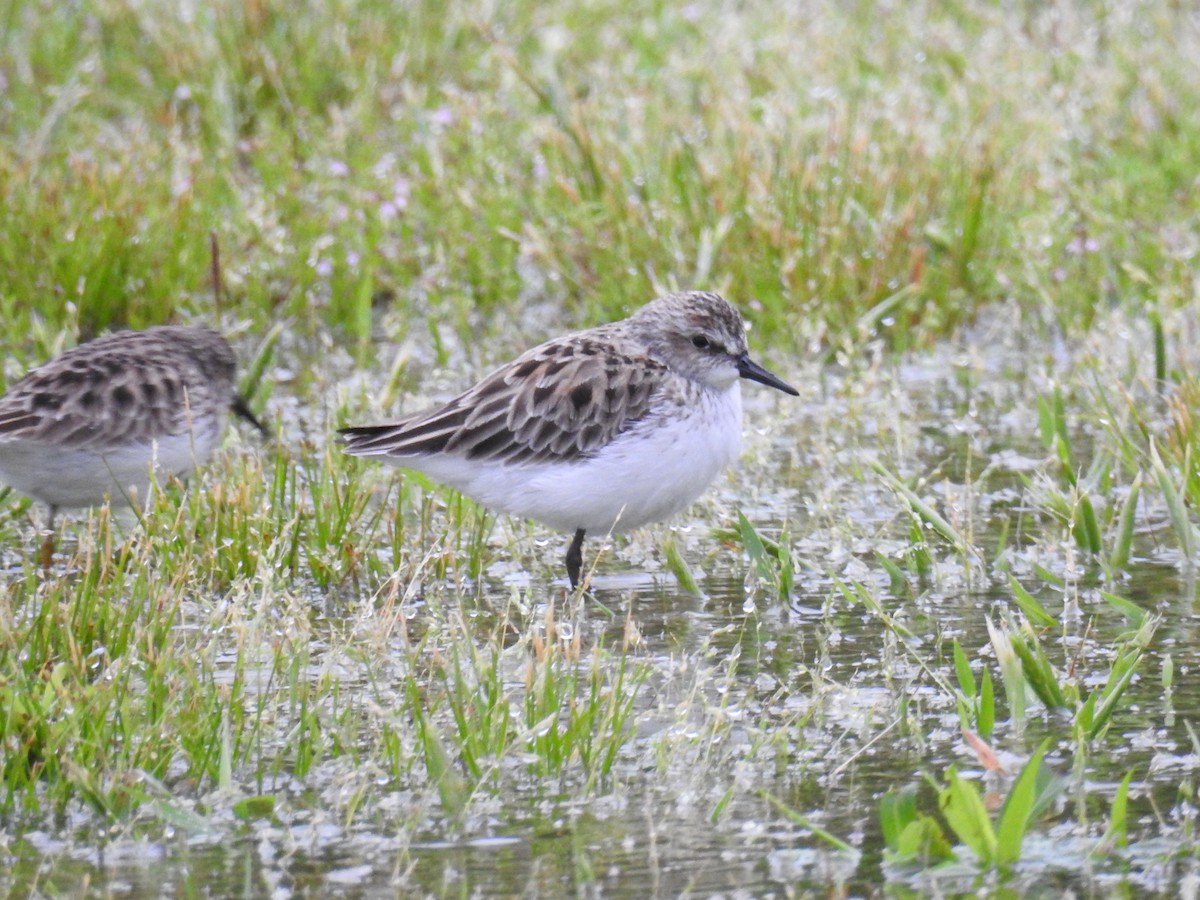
(3, 305, 1199, 897)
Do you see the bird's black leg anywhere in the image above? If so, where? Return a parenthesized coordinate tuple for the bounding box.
(566, 528, 586, 589)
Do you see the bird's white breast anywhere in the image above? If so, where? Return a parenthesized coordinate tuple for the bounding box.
(0, 420, 224, 509)
(405, 382, 744, 533)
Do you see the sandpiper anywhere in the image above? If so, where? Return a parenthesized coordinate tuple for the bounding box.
(340, 291, 798, 588)
(0, 325, 267, 533)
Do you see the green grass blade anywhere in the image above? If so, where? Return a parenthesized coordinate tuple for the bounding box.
(1108, 473, 1142, 572)
(1087, 636, 1155, 740)
(1008, 629, 1068, 710)
(239, 319, 283, 407)
(762, 791, 855, 852)
(874, 550, 910, 595)
(662, 535, 701, 595)
(736, 511, 773, 583)
(1097, 769, 1135, 852)
(939, 767, 997, 864)
(1008, 576, 1056, 628)
(1077, 493, 1102, 554)
(1098, 590, 1149, 626)
(880, 786, 917, 851)
(1151, 440, 1195, 561)
(871, 460, 971, 557)
(953, 640, 976, 699)
(996, 740, 1049, 865)
(986, 618, 1026, 724)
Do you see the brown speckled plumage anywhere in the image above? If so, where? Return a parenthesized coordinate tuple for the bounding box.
(0, 327, 238, 449)
(340, 291, 798, 587)
(0, 325, 265, 514)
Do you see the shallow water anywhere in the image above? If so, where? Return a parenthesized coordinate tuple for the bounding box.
(3, 309, 1200, 897)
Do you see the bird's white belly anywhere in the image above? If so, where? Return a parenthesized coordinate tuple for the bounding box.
(0, 428, 219, 509)
(409, 385, 744, 533)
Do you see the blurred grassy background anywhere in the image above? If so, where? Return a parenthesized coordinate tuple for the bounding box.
(2, 0, 1196, 369)
(2, 5, 1200, 872)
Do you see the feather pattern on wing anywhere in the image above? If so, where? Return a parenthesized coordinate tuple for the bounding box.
(340, 335, 666, 464)
(0, 327, 238, 450)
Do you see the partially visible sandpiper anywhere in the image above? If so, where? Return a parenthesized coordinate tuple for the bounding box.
(340, 290, 798, 587)
(0, 325, 267, 548)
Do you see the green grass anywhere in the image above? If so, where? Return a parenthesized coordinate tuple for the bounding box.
(3, 1, 1198, 356)
(2, 0, 1200, 894)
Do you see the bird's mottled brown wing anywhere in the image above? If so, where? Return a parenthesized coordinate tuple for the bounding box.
(340, 336, 666, 464)
(0, 329, 235, 450)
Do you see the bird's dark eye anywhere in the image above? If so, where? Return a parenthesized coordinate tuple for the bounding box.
(691, 335, 711, 350)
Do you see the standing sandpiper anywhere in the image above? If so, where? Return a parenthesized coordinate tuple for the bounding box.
(0, 325, 267, 546)
(340, 291, 798, 588)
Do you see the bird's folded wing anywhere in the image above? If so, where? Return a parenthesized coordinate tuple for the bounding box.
(339, 337, 665, 464)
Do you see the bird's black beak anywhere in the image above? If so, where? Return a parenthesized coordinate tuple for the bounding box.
(736, 354, 799, 396)
(231, 395, 272, 438)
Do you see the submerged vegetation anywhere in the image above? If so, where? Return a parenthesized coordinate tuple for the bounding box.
(1, 0, 1200, 894)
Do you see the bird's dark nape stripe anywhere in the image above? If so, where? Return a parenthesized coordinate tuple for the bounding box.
(231, 395, 271, 438)
(566, 528, 586, 588)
